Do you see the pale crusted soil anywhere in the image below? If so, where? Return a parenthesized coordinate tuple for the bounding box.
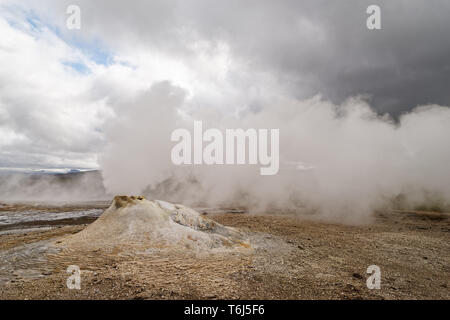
(0, 209, 449, 300)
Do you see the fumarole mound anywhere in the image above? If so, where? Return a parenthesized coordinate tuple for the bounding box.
(57, 196, 248, 251)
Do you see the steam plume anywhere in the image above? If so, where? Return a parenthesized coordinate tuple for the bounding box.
(100, 81, 450, 224)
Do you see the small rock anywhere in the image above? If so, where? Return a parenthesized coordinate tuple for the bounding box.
(352, 273, 363, 280)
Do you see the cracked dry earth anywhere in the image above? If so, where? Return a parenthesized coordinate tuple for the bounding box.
(0, 203, 449, 300)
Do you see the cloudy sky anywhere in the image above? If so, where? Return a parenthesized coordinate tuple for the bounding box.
(0, 0, 449, 169)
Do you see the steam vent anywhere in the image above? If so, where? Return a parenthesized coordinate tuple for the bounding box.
(57, 196, 249, 252)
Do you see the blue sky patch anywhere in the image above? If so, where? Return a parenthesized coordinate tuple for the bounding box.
(67, 36, 115, 67)
(4, 5, 116, 69)
(62, 61, 91, 75)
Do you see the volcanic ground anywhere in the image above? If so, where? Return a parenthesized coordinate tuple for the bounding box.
(0, 197, 448, 300)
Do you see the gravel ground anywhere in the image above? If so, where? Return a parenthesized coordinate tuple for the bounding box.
(0, 204, 448, 300)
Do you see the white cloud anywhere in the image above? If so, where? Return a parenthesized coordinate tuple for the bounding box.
(0, 7, 125, 168)
(1, 0, 450, 173)
(0, 3, 257, 169)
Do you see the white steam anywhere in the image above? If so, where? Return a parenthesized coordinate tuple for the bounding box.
(0, 171, 109, 203)
(100, 82, 450, 224)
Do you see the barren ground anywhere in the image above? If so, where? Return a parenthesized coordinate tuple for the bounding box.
(0, 203, 449, 300)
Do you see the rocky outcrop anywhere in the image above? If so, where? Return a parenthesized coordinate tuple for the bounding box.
(57, 196, 249, 252)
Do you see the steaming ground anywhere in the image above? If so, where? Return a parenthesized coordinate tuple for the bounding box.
(100, 84, 450, 225)
(58, 196, 249, 252)
(2, 0, 450, 301)
(0, 197, 448, 300)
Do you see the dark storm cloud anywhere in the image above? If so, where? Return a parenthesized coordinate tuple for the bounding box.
(180, 0, 450, 115)
(19, 0, 450, 115)
(1, 0, 449, 169)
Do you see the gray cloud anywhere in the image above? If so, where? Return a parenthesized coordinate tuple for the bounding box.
(1, 0, 449, 170)
(183, 0, 450, 115)
(21, 0, 450, 115)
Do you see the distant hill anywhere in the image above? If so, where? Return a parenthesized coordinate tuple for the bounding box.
(0, 170, 111, 203)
